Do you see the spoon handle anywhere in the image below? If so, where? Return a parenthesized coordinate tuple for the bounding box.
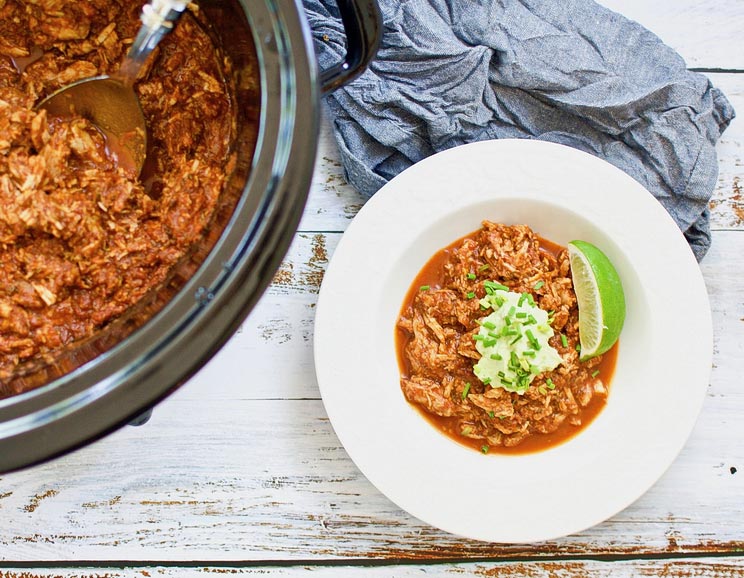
(119, 0, 191, 84)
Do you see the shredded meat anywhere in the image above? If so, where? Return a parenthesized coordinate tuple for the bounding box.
(397, 222, 609, 450)
(0, 1, 236, 388)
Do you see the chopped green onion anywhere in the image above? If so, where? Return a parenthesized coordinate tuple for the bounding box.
(561, 334, 568, 348)
(592, 370, 600, 378)
(504, 316, 511, 326)
(509, 334, 523, 345)
(478, 264, 490, 272)
(518, 293, 526, 307)
(467, 291, 475, 299)
(527, 293, 535, 306)
(508, 306, 516, 317)
(483, 338, 497, 348)
(488, 331, 500, 339)
(473, 334, 485, 342)
(461, 382, 471, 399)
(488, 411, 495, 418)
(533, 280, 545, 290)
(515, 311, 527, 319)
(498, 371, 506, 378)
(523, 349, 536, 357)
(546, 378, 555, 390)
(500, 379, 512, 387)
(419, 285, 430, 291)
(483, 321, 497, 330)
(480, 303, 488, 310)
(490, 353, 503, 361)
(481, 445, 490, 454)
(576, 343, 582, 352)
(484, 280, 509, 292)
(526, 314, 538, 325)
(482, 377, 492, 385)
(467, 272, 476, 280)
(530, 364, 540, 374)
(494, 296, 505, 307)
(525, 329, 541, 350)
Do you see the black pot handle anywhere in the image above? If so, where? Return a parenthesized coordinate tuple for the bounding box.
(320, 0, 382, 94)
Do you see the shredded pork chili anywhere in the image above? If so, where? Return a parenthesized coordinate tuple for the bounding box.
(396, 222, 617, 453)
(0, 0, 236, 394)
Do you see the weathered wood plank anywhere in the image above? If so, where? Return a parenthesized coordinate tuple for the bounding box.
(2, 559, 744, 577)
(0, 224, 742, 561)
(303, 73, 744, 233)
(596, 0, 744, 70)
(182, 225, 743, 402)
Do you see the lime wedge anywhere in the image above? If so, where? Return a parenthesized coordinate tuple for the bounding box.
(567, 240, 626, 360)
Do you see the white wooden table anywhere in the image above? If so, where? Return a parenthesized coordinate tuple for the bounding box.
(2, 2, 743, 576)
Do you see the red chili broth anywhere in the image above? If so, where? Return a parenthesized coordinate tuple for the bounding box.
(395, 228, 619, 455)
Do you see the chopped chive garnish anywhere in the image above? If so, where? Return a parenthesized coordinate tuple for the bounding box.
(528, 364, 538, 374)
(478, 264, 490, 272)
(483, 321, 496, 330)
(509, 334, 523, 345)
(484, 280, 508, 292)
(504, 316, 511, 326)
(482, 377, 492, 385)
(591, 370, 600, 378)
(538, 385, 547, 395)
(490, 353, 503, 360)
(518, 293, 526, 307)
(466, 291, 475, 299)
(527, 314, 537, 325)
(498, 371, 505, 378)
(480, 303, 488, 310)
(576, 343, 582, 352)
(500, 379, 512, 387)
(467, 272, 476, 280)
(508, 306, 516, 317)
(488, 330, 500, 338)
(481, 444, 490, 454)
(461, 382, 471, 399)
(546, 378, 555, 390)
(473, 334, 485, 342)
(523, 349, 535, 357)
(494, 296, 505, 307)
(527, 293, 535, 306)
(488, 411, 495, 418)
(561, 334, 568, 347)
(483, 338, 497, 348)
(533, 280, 545, 290)
(515, 311, 527, 319)
(419, 285, 430, 291)
(510, 351, 519, 368)
(525, 329, 540, 350)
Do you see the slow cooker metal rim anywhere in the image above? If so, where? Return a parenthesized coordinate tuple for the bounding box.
(0, 0, 320, 472)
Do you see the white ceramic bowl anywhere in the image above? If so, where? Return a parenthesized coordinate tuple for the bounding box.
(314, 139, 712, 543)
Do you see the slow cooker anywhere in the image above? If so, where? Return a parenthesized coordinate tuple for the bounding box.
(0, 0, 381, 472)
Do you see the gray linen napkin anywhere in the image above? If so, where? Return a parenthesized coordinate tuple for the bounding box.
(304, 0, 735, 260)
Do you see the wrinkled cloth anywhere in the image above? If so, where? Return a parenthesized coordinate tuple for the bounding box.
(304, 0, 735, 260)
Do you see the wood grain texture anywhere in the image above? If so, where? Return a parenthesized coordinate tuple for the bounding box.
(303, 73, 744, 233)
(1, 0, 743, 571)
(2, 560, 744, 577)
(0, 233, 742, 561)
(596, 0, 744, 70)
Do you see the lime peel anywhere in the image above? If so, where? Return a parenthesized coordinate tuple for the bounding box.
(567, 240, 626, 360)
